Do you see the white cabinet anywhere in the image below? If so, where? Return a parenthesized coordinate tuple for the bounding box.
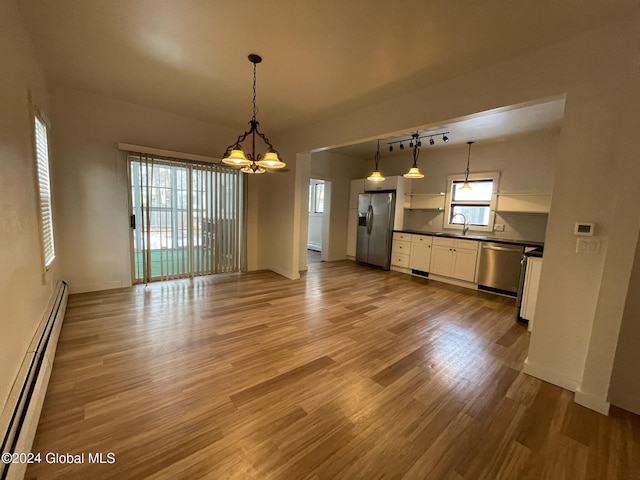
(430, 237, 479, 282)
(521, 256, 543, 330)
(349, 179, 365, 209)
(346, 179, 365, 257)
(365, 176, 398, 192)
(409, 234, 433, 272)
(391, 232, 411, 268)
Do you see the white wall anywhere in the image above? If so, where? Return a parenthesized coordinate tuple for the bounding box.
(307, 151, 370, 265)
(266, 19, 640, 413)
(48, 86, 257, 292)
(608, 229, 640, 414)
(0, 0, 59, 412)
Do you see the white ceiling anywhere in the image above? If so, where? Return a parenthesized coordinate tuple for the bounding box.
(324, 97, 566, 160)
(18, 0, 634, 136)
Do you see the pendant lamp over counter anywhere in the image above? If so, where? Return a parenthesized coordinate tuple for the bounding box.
(461, 141, 474, 190)
(403, 133, 424, 179)
(367, 140, 385, 182)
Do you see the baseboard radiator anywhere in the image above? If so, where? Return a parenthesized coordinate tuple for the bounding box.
(0, 280, 68, 480)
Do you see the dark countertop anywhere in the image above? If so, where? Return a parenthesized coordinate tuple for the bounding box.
(395, 229, 544, 248)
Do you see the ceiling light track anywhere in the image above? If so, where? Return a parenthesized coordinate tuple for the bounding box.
(387, 131, 449, 152)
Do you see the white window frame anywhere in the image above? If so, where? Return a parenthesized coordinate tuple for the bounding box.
(444, 171, 500, 233)
(309, 179, 325, 214)
(32, 107, 56, 270)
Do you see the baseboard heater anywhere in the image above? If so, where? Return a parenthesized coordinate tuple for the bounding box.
(0, 280, 68, 480)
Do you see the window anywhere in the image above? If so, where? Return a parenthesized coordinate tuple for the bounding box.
(129, 153, 244, 282)
(309, 179, 325, 214)
(34, 112, 55, 268)
(445, 172, 499, 232)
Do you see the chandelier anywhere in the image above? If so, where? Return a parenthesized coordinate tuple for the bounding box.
(222, 54, 285, 174)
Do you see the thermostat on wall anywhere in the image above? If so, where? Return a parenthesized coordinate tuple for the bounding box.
(574, 222, 595, 236)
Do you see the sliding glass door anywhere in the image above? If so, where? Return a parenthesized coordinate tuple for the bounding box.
(128, 153, 244, 283)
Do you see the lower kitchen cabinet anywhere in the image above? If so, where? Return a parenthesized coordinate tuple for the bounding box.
(409, 234, 432, 272)
(391, 232, 411, 268)
(430, 237, 479, 282)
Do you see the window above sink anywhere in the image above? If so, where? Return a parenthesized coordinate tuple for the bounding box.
(445, 171, 500, 233)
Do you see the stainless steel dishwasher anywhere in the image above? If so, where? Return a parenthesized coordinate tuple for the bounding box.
(477, 242, 525, 296)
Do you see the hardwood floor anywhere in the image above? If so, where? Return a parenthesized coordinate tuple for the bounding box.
(26, 261, 640, 479)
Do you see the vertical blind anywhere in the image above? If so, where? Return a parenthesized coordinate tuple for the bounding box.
(128, 152, 244, 283)
(34, 113, 55, 268)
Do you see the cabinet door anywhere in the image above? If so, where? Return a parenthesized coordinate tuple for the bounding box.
(522, 257, 543, 325)
(430, 245, 454, 276)
(346, 208, 358, 257)
(452, 247, 478, 282)
(410, 244, 432, 272)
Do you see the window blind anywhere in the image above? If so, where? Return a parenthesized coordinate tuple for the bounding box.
(128, 152, 244, 282)
(34, 114, 55, 268)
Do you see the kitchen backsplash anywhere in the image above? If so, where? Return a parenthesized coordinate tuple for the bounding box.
(403, 210, 548, 242)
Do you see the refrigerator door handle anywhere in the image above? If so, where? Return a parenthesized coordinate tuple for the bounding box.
(367, 205, 373, 235)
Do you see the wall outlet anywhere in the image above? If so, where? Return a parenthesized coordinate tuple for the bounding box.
(494, 223, 505, 232)
(427, 221, 433, 226)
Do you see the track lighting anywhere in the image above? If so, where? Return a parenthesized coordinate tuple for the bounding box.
(385, 130, 451, 180)
(387, 131, 450, 151)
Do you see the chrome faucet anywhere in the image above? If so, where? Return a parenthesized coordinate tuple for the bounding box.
(451, 213, 469, 235)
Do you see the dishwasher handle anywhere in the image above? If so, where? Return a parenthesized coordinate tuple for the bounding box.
(481, 244, 523, 253)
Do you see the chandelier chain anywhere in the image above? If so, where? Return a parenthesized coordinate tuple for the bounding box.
(252, 61, 258, 120)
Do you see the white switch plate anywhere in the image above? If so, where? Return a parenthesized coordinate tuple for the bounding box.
(494, 223, 505, 232)
(576, 237, 600, 254)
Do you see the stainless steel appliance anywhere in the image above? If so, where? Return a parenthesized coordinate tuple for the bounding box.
(477, 242, 525, 296)
(356, 192, 395, 269)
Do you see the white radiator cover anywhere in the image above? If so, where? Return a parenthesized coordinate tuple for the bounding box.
(0, 280, 68, 480)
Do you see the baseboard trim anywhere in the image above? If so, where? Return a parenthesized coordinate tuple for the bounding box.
(1, 280, 68, 480)
(574, 389, 611, 416)
(522, 356, 580, 392)
(269, 265, 300, 280)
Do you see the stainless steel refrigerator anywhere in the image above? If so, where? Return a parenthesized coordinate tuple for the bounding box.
(356, 192, 396, 269)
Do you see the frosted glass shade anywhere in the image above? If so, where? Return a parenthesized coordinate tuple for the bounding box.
(222, 148, 252, 167)
(256, 150, 285, 169)
(367, 170, 385, 182)
(240, 164, 266, 174)
(403, 167, 424, 179)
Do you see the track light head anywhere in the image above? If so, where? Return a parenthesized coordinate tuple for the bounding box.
(409, 140, 413, 148)
(399, 143, 404, 150)
(389, 145, 393, 152)
(442, 135, 449, 143)
(429, 138, 435, 146)
(417, 140, 422, 147)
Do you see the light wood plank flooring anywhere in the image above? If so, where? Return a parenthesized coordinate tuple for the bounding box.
(27, 261, 640, 479)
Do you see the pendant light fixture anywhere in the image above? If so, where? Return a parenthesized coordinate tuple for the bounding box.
(403, 133, 424, 179)
(460, 141, 474, 190)
(222, 54, 285, 174)
(367, 140, 385, 182)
